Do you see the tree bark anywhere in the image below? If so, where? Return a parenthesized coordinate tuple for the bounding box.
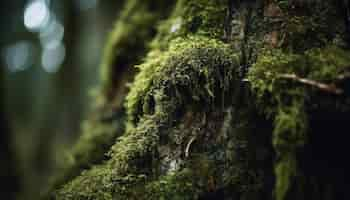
(49, 1, 350, 199)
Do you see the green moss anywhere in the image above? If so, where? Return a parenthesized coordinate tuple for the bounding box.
(58, 0, 176, 186)
(248, 45, 350, 200)
(56, 36, 239, 199)
(150, 0, 228, 50)
(274, 152, 297, 200)
(269, 0, 345, 51)
(273, 100, 306, 150)
(53, 1, 350, 199)
(108, 116, 162, 175)
(116, 35, 239, 176)
(71, 120, 121, 165)
(305, 46, 350, 80)
(54, 1, 261, 199)
(100, 0, 175, 103)
(55, 116, 158, 199)
(182, 0, 228, 37)
(52, 1, 176, 197)
(145, 170, 198, 200)
(44, 110, 125, 199)
(126, 36, 238, 125)
(56, 164, 114, 200)
(57, 166, 198, 200)
(248, 45, 350, 113)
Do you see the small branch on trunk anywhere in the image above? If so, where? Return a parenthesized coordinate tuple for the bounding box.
(278, 73, 344, 95)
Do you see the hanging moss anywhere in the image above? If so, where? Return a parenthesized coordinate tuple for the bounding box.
(46, 1, 178, 197)
(248, 45, 350, 200)
(125, 36, 237, 124)
(55, 35, 242, 199)
(49, 0, 350, 199)
(53, 1, 275, 199)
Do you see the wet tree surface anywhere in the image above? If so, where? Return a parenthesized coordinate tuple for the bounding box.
(47, 0, 350, 199)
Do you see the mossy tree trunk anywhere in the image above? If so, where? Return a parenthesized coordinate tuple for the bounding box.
(49, 1, 350, 200)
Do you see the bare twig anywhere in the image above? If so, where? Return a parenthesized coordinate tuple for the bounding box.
(185, 136, 196, 158)
(278, 73, 343, 95)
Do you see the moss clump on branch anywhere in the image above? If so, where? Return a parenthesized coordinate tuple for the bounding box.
(55, 36, 241, 199)
(48, 0, 178, 196)
(54, 1, 241, 199)
(248, 45, 350, 200)
(126, 36, 237, 125)
(52, 0, 350, 199)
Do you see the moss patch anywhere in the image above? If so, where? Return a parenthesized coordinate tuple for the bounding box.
(125, 36, 238, 125)
(44, 109, 125, 199)
(150, 0, 228, 50)
(55, 36, 240, 199)
(248, 45, 350, 200)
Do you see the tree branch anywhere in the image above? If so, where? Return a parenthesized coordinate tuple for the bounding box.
(278, 73, 344, 95)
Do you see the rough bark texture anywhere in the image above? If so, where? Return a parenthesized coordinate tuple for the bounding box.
(49, 0, 350, 199)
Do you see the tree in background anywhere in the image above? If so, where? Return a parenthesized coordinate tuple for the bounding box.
(50, 0, 350, 199)
(0, 58, 20, 200)
(1, 1, 121, 199)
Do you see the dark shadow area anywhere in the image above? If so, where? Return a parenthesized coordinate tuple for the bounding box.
(298, 99, 350, 200)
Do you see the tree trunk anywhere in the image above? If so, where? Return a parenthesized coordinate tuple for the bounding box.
(49, 0, 350, 199)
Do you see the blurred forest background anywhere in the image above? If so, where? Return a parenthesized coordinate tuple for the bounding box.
(0, 0, 123, 199)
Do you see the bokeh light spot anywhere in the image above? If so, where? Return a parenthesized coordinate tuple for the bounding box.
(41, 43, 66, 73)
(39, 19, 65, 50)
(2, 41, 34, 73)
(24, 1, 50, 32)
